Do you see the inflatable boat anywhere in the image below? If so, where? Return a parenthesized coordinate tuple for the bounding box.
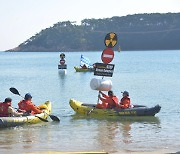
(0, 101, 51, 128)
(74, 66, 94, 72)
(69, 99, 161, 117)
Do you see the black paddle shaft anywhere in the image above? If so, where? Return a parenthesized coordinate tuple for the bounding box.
(35, 116, 48, 122)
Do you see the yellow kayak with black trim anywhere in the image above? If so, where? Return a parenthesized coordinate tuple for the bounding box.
(69, 99, 161, 116)
(74, 66, 94, 72)
(0, 101, 51, 128)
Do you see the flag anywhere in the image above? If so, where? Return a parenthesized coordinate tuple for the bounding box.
(80, 55, 91, 67)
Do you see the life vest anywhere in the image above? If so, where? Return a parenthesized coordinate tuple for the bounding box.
(82, 65, 87, 69)
(18, 100, 32, 112)
(112, 96, 119, 105)
(107, 96, 119, 109)
(18, 100, 42, 114)
(98, 95, 119, 109)
(120, 96, 131, 109)
(0, 102, 11, 117)
(60, 59, 65, 65)
(96, 102, 108, 109)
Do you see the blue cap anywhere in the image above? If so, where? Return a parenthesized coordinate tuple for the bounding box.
(25, 93, 32, 100)
(121, 91, 129, 96)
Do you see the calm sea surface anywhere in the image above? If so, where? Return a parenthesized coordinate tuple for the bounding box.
(0, 50, 180, 153)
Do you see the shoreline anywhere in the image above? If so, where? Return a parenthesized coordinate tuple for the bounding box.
(27, 149, 180, 154)
(2, 49, 180, 53)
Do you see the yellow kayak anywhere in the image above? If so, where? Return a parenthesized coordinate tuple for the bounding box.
(69, 99, 161, 117)
(74, 66, 94, 72)
(0, 101, 51, 128)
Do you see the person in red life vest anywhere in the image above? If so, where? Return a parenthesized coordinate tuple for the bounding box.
(0, 98, 24, 117)
(119, 91, 131, 109)
(18, 93, 42, 114)
(81, 64, 87, 69)
(96, 91, 119, 109)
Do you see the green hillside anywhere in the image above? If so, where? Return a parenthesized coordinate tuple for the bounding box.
(8, 13, 180, 52)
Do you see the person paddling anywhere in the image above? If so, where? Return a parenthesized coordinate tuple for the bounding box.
(18, 93, 42, 114)
(119, 91, 131, 109)
(96, 90, 119, 109)
(0, 98, 24, 117)
(81, 64, 87, 69)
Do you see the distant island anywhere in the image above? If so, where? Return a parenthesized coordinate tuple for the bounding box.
(7, 13, 180, 52)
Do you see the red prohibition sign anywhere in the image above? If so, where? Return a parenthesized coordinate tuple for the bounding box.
(101, 48, 114, 64)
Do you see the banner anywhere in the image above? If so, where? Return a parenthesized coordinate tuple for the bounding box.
(94, 63, 115, 77)
(58, 64, 67, 69)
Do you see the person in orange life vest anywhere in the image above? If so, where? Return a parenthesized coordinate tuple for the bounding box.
(81, 64, 87, 69)
(18, 93, 42, 114)
(96, 91, 119, 109)
(119, 91, 131, 109)
(0, 98, 24, 117)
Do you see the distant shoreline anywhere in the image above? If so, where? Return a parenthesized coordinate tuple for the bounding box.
(3, 49, 180, 52)
(6, 13, 180, 52)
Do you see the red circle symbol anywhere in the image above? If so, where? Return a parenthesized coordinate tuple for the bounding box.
(60, 59, 65, 65)
(101, 48, 114, 64)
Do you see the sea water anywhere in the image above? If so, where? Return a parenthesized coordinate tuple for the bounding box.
(0, 50, 180, 153)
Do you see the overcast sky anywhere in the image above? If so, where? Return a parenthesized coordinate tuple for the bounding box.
(0, 0, 179, 51)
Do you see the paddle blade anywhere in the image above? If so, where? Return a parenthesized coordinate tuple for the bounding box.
(49, 115, 60, 122)
(9, 87, 20, 95)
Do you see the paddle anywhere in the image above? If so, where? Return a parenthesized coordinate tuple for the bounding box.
(44, 112, 60, 122)
(9, 87, 24, 98)
(87, 91, 100, 115)
(9, 87, 60, 122)
(14, 107, 49, 122)
(35, 116, 48, 122)
(87, 76, 104, 115)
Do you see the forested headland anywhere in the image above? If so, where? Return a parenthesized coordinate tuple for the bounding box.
(7, 13, 180, 52)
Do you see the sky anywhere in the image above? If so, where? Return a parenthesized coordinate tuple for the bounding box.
(0, 0, 180, 51)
